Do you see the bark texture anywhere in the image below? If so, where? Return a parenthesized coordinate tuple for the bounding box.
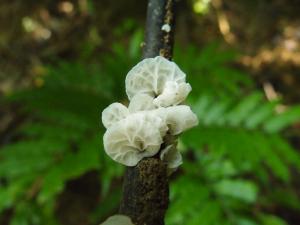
(142, 0, 175, 60)
(118, 0, 176, 225)
(119, 158, 169, 225)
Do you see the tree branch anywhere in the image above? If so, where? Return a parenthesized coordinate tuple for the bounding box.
(118, 1, 176, 225)
(143, 0, 175, 60)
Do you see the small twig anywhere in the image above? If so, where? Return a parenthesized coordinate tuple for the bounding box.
(119, 1, 176, 225)
(143, 0, 176, 60)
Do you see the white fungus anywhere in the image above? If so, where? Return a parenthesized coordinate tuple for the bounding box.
(161, 24, 171, 32)
(153, 81, 192, 107)
(102, 103, 129, 129)
(125, 56, 191, 107)
(100, 215, 134, 225)
(160, 144, 182, 174)
(128, 93, 155, 113)
(103, 112, 167, 166)
(164, 105, 198, 135)
(101, 56, 198, 171)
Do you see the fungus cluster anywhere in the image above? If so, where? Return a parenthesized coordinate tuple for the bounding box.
(100, 215, 134, 225)
(101, 56, 198, 172)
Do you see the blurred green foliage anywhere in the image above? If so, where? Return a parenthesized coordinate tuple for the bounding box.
(1, 29, 300, 225)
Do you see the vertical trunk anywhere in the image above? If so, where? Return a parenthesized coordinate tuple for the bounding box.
(118, 0, 176, 225)
(143, 0, 175, 60)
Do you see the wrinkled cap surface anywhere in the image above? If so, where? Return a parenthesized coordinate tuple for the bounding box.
(153, 81, 192, 107)
(101, 56, 198, 168)
(125, 56, 190, 106)
(103, 112, 168, 166)
(165, 105, 199, 135)
(128, 93, 155, 113)
(102, 103, 129, 129)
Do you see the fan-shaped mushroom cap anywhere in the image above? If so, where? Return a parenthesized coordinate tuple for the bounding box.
(160, 144, 182, 174)
(103, 112, 168, 166)
(153, 81, 192, 107)
(102, 103, 129, 129)
(101, 56, 198, 168)
(100, 215, 134, 225)
(125, 56, 190, 106)
(165, 105, 199, 135)
(128, 94, 155, 113)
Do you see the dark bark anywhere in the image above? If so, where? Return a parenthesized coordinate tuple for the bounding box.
(142, 0, 175, 60)
(118, 0, 176, 225)
(119, 158, 169, 225)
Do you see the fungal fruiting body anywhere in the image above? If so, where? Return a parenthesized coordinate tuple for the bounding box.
(100, 215, 134, 225)
(103, 111, 167, 167)
(161, 24, 171, 32)
(125, 56, 190, 105)
(102, 103, 129, 129)
(101, 56, 198, 173)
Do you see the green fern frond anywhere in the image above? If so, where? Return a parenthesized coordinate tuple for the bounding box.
(183, 94, 300, 181)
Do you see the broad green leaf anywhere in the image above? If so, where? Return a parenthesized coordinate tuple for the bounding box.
(264, 106, 300, 132)
(260, 214, 288, 225)
(214, 179, 258, 203)
(226, 92, 263, 126)
(244, 101, 277, 129)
